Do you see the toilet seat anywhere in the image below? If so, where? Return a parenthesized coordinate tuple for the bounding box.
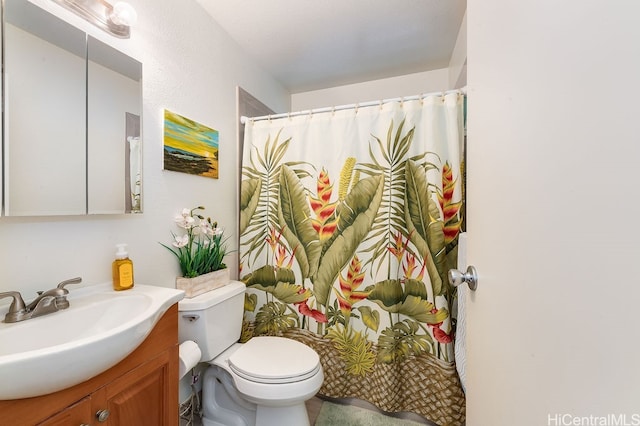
(228, 336, 321, 384)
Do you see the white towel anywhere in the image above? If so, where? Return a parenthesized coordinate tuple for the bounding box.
(454, 232, 467, 392)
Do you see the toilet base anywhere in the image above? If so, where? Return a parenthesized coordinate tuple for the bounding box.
(202, 366, 256, 426)
(255, 403, 310, 426)
(201, 364, 313, 426)
(202, 404, 309, 426)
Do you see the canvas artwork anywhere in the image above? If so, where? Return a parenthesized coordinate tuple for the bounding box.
(163, 109, 219, 179)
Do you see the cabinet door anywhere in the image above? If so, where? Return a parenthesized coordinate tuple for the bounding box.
(38, 396, 92, 426)
(3, 0, 87, 216)
(94, 348, 178, 426)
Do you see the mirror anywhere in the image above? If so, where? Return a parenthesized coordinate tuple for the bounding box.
(2, 0, 142, 216)
(3, 0, 87, 215)
(87, 36, 142, 214)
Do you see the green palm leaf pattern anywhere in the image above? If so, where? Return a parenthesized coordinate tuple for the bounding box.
(244, 293, 257, 312)
(243, 264, 308, 306)
(358, 120, 416, 277)
(278, 164, 322, 279)
(255, 301, 298, 335)
(241, 130, 314, 270)
(327, 324, 376, 376)
(241, 131, 291, 267)
(312, 175, 385, 306)
(366, 279, 448, 324)
(404, 159, 446, 296)
(243, 264, 296, 288)
(377, 319, 434, 363)
(357, 305, 380, 332)
(239, 178, 261, 235)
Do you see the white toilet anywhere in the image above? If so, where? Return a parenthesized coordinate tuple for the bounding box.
(178, 281, 324, 426)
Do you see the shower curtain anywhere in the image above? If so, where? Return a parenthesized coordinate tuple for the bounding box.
(239, 93, 465, 425)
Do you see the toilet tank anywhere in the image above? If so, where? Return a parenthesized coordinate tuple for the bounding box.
(178, 280, 246, 361)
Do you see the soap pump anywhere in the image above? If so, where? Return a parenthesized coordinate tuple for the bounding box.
(112, 243, 134, 291)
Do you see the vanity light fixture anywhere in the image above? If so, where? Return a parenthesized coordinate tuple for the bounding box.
(51, 0, 138, 38)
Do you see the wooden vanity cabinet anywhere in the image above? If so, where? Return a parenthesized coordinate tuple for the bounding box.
(0, 305, 179, 426)
(38, 397, 92, 426)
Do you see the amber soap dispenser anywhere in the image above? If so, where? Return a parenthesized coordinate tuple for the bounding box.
(112, 243, 134, 291)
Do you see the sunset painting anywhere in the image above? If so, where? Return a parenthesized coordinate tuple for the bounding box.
(163, 110, 219, 179)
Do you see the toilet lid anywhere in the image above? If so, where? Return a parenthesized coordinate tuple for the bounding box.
(228, 336, 320, 384)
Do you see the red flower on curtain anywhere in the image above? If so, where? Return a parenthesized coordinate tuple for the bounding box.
(437, 162, 462, 244)
(297, 302, 328, 323)
(309, 168, 339, 241)
(265, 226, 282, 252)
(265, 226, 296, 268)
(428, 308, 454, 343)
(433, 327, 454, 344)
(333, 255, 370, 317)
(402, 252, 426, 281)
(294, 289, 328, 323)
(275, 244, 296, 269)
(388, 231, 410, 262)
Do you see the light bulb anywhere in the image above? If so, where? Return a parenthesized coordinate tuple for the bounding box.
(109, 2, 137, 27)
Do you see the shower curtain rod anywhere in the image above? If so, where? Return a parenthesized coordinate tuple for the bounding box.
(240, 86, 466, 124)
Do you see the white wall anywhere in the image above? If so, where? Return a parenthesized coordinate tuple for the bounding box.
(0, 0, 290, 298)
(448, 10, 466, 88)
(291, 68, 450, 111)
(467, 0, 640, 423)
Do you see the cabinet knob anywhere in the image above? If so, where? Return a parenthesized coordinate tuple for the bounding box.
(96, 409, 110, 422)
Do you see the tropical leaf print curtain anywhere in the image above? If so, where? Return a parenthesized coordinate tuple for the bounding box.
(240, 93, 466, 425)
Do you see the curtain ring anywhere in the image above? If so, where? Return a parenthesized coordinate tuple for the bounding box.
(400, 97, 404, 108)
(268, 115, 272, 123)
(332, 106, 336, 116)
(379, 100, 383, 110)
(355, 103, 359, 114)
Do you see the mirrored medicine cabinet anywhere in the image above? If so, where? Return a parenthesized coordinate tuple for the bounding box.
(2, 0, 142, 216)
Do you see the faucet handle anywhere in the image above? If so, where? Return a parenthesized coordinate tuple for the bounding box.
(56, 277, 82, 293)
(0, 291, 27, 322)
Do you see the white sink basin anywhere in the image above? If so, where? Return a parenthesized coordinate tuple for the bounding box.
(0, 283, 184, 400)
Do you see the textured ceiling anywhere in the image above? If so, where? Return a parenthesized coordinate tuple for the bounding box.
(196, 0, 466, 93)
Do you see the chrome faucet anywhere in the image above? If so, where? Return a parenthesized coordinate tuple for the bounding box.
(0, 277, 82, 323)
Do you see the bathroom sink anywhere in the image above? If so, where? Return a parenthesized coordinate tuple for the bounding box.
(0, 283, 184, 400)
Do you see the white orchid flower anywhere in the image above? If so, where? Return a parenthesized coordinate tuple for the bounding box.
(174, 209, 195, 229)
(162, 205, 227, 278)
(199, 220, 214, 237)
(172, 234, 189, 248)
